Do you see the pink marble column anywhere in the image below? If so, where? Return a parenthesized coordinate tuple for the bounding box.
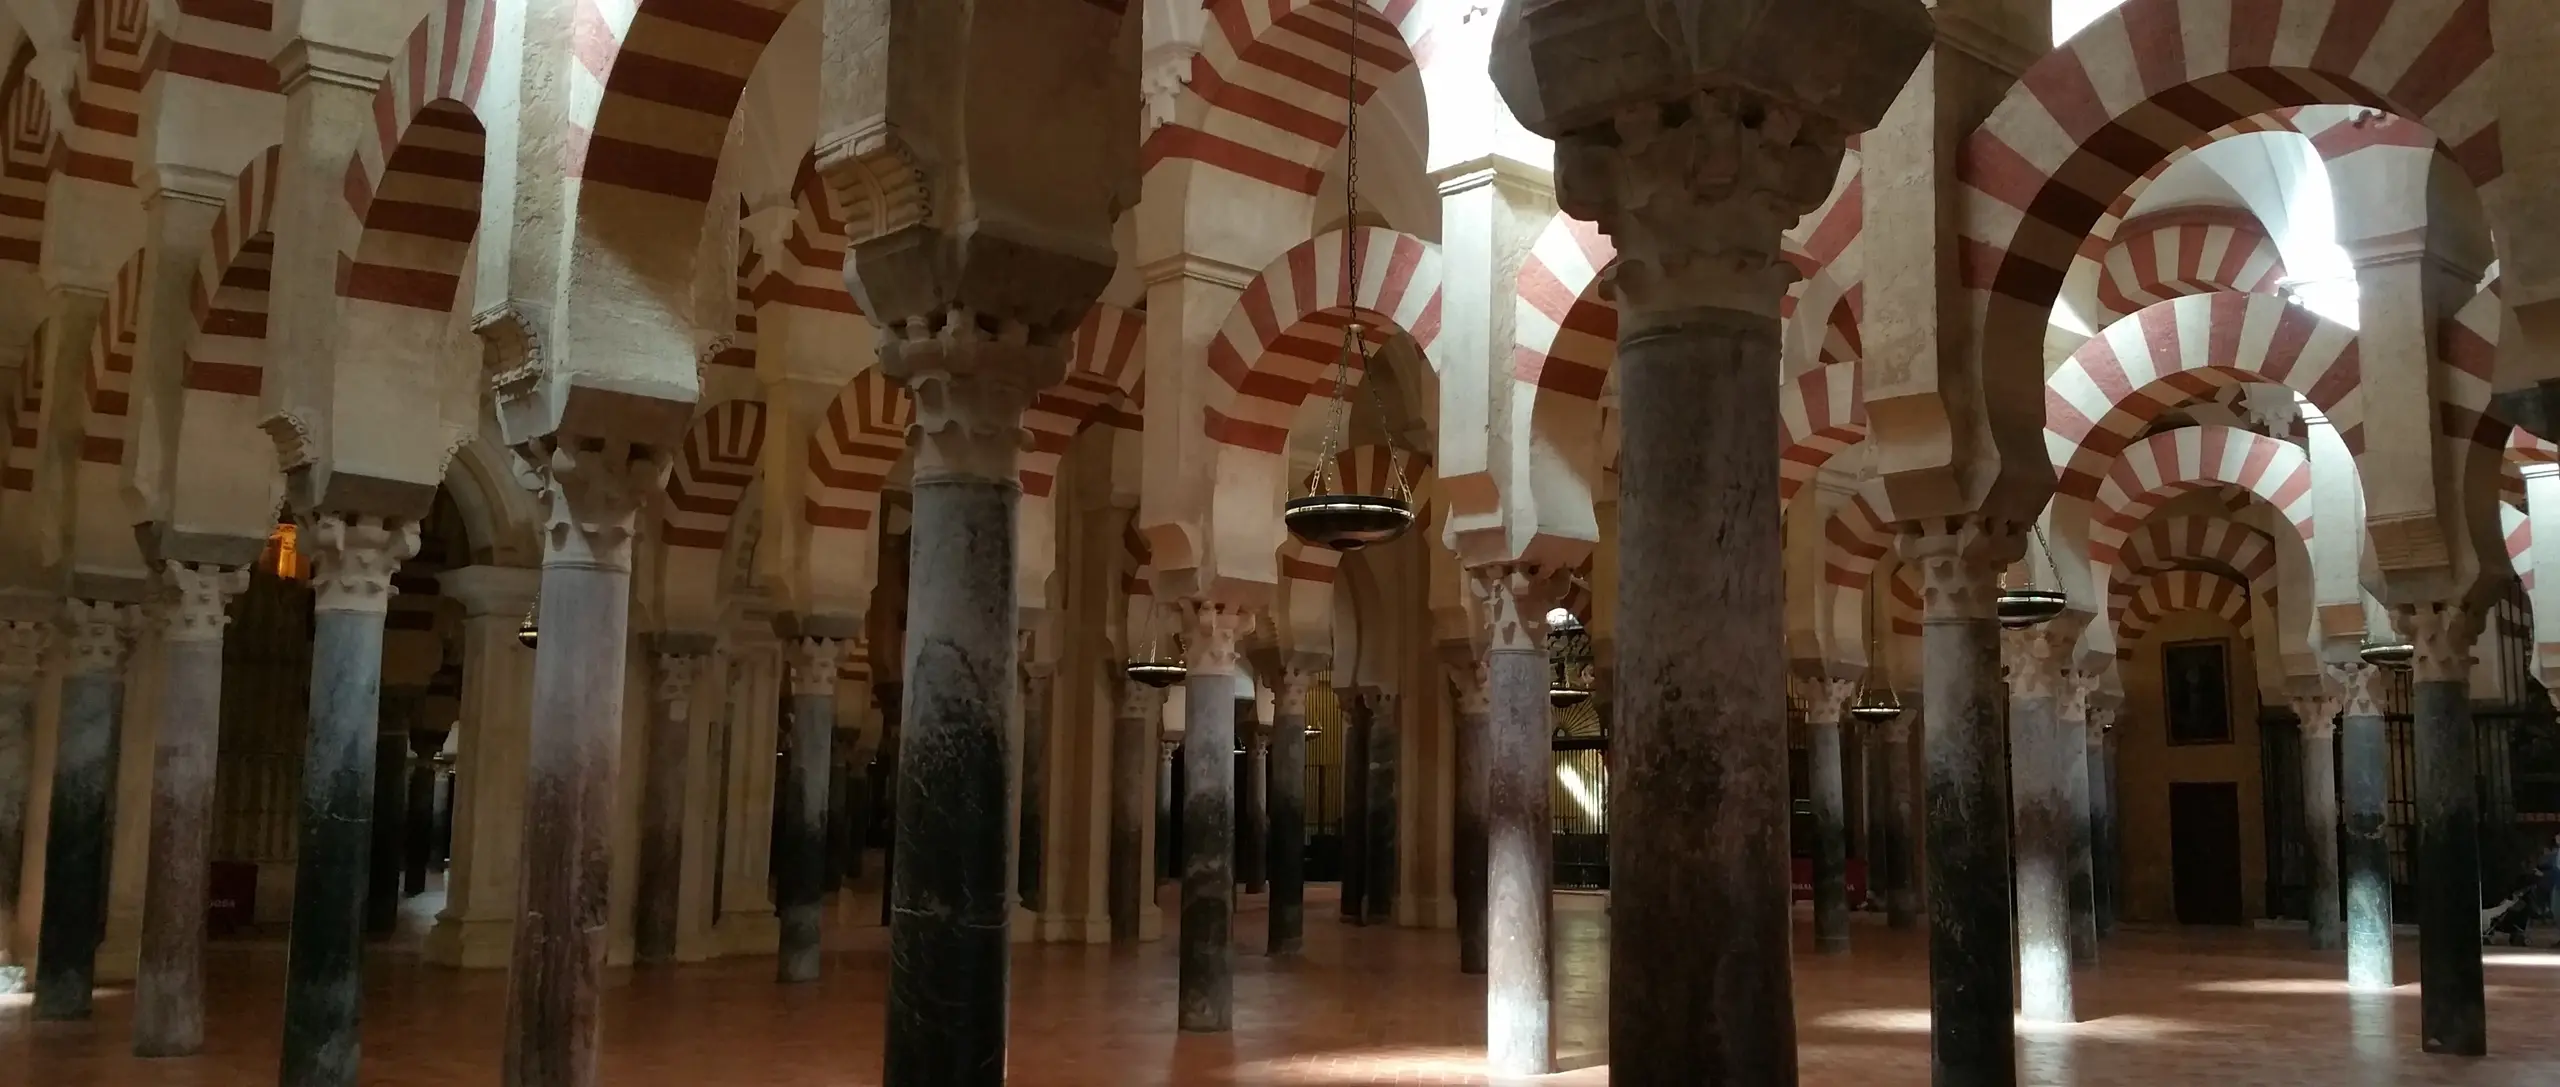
(134, 562, 249, 1057)
(635, 636, 711, 967)
(1467, 564, 1566, 1076)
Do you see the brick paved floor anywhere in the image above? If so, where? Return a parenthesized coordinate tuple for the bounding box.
(5, 885, 2558, 1085)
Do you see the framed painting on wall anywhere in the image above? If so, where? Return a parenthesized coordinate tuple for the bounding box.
(2163, 638, 2233, 745)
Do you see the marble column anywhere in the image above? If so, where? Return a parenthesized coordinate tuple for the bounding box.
(1904, 523, 2027, 1083)
(776, 633, 844, 983)
(499, 440, 662, 1087)
(1018, 658, 1053, 911)
(0, 619, 43, 983)
(1470, 565, 1564, 1075)
(1267, 667, 1315, 955)
(872, 682, 902, 930)
(1360, 691, 1400, 926)
(635, 639, 708, 967)
(1237, 697, 1266, 894)
(2292, 689, 2345, 952)
(878, 348, 1044, 1086)
(1338, 690, 1371, 923)
(832, 732, 866, 885)
(404, 730, 443, 897)
(133, 564, 247, 1055)
(279, 513, 419, 1085)
(1801, 676, 1857, 956)
(1446, 657, 1489, 974)
(2087, 705, 2116, 938)
(1880, 708, 1920, 930)
(2004, 625, 2080, 1024)
(366, 684, 425, 937)
(2396, 604, 2486, 1055)
(2333, 661, 2393, 991)
(2059, 673, 2100, 968)
(1108, 679, 1158, 944)
(426, 566, 541, 968)
(1176, 602, 1252, 1033)
(1155, 738, 1175, 883)
(32, 601, 135, 1021)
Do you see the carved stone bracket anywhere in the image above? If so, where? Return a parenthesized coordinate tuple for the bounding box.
(2328, 662, 2387, 719)
(878, 309, 1064, 485)
(0, 619, 45, 685)
(656, 652, 708, 722)
(303, 512, 423, 615)
(788, 638, 845, 699)
(160, 561, 250, 644)
(1899, 519, 2028, 622)
(2390, 602, 2483, 684)
(64, 600, 135, 677)
(1465, 561, 1567, 654)
(1180, 599, 1256, 677)
(1802, 676, 1857, 727)
(524, 435, 672, 573)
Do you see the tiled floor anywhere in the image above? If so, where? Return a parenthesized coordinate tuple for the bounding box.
(5, 885, 2559, 1085)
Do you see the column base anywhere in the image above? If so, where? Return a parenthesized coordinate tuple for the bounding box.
(424, 917, 515, 969)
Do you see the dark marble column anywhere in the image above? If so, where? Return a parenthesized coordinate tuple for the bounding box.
(1019, 659, 1053, 911)
(2061, 678, 2099, 968)
(2004, 626, 2078, 1025)
(1338, 690, 1371, 923)
(1237, 697, 1266, 894)
(134, 564, 248, 1056)
(1447, 657, 1489, 974)
(872, 682, 902, 930)
(1904, 523, 2026, 1086)
(1802, 677, 1857, 956)
(0, 619, 41, 984)
(635, 639, 709, 967)
(499, 440, 661, 1087)
(280, 513, 419, 1086)
(2087, 705, 2115, 938)
(1177, 603, 1252, 1032)
(1109, 679, 1157, 944)
(831, 731, 863, 887)
(2397, 605, 2485, 1056)
(404, 729, 443, 897)
(1268, 667, 1314, 955)
(777, 633, 845, 982)
(2292, 691, 2344, 952)
(1881, 709, 1920, 930)
(1155, 738, 1175, 883)
(32, 601, 134, 1021)
(1361, 691, 1400, 926)
(2334, 662, 2394, 991)
(366, 684, 424, 937)
(1470, 566, 1564, 1075)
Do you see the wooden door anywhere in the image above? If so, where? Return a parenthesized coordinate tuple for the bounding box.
(2169, 781, 2245, 925)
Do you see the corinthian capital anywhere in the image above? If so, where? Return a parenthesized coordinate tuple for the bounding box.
(2291, 692, 2342, 740)
(2001, 625, 2065, 704)
(526, 435, 671, 572)
(1446, 657, 1490, 718)
(656, 652, 707, 720)
(2390, 602, 2482, 684)
(160, 561, 249, 644)
(1899, 519, 2027, 622)
(1466, 562, 1567, 653)
(2328, 661, 2387, 718)
(1179, 599, 1255, 677)
(2057, 669, 2101, 725)
(64, 600, 134, 676)
(1802, 676, 1857, 727)
(789, 637, 846, 699)
(0, 619, 48, 685)
(304, 511, 422, 615)
(879, 309, 1065, 484)
(1276, 666, 1318, 717)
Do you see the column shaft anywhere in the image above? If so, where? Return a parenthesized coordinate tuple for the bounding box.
(2303, 727, 2344, 951)
(885, 476, 1017, 1084)
(2010, 681, 2073, 1024)
(1809, 717, 1850, 955)
(2341, 711, 2395, 990)
(1486, 646, 1552, 1075)
(1179, 658, 1238, 1031)
(1882, 721, 1919, 929)
(2087, 723, 2113, 938)
(634, 652, 701, 967)
(366, 717, 410, 937)
(1108, 691, 1152, 944)
(1362, 694, 1399, 926)
(1452, 694, 1488, 974)
(2412, 678, 2484, 1054)
(280, 607, 392, 1085)
(136, 566, 241, 1055)
(1018, 668, 1051, 910)
(404, 750, 437, 897)
(1239, 707, 1267, 895)
(0, 642, 35, 974)
(33, 608, 130, 1021)
(777, 644, 837, 983)
(1915, 549, 2015, 1087)
(1339, 695, 1370, 923)
(2064, 713, 2098, 966)
(1610, 309, 1793, 1085)
(1267, 678, 1309, 955)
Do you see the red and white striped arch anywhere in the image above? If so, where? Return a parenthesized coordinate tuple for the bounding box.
(2066, 111, 2306, 292)
(1205, 225, 1441, 455)
(1814, 292, 1862, 366)
(806, 368, 910, 536)
(2092, 207, 2287, 322)
(664, 399, 769, 550)
(1817, 491, 1896, 659)
(2108, 514, 2277, 632)
(2118, 568, 2252, 650)
(2502, 500, 2532, 591)
(4, 364, 39, 492)
(1780, 361, 1866, 511)
(748, 155, 858, 316)
(62, 0, 148, 189)
(1886, 562, 1922, 639)
(570, 0, 795, 202)
(1960, 0, 2498, 499)
(1147, 0, 1431, 196)
(180, 145, 283, 406)
(2089, 426, 2314, 601)
(2442, 278, 2506, 452)
(2046, 292, 2359, 500)
(0, 53, 52, 266)
(80, 256, 144, 464)
(1513, 213, 1615, 405)
(1022, 304, 1147, 499)
(146, 0, 279, 93)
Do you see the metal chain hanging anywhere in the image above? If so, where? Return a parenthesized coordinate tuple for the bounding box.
(1997, 522, 2071, 629)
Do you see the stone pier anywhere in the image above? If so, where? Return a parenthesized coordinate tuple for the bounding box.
(133, 563, 247, 1056)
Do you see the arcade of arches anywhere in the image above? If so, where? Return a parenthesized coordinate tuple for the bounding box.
(3, 0, 2560, 1085)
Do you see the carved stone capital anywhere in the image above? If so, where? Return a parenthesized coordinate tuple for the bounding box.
(1466, 561, 1568, 653)
(302, 511, 422, 615)
(878, 310, 1064, 484)
(159, 561, 249, 644)
(2390, 602, 2482, 684)
(471, 301, 551, 413)
(0, 619, 45, 685)
(64, 600, 135, 676)
(2087, 705, 2115, 742)
(1139, 46, 1195, 135)
(1116, 678, 1163, 722)
(1276, 666, 1318, 717)
(1552, 88, 1850, 320)
(1879, 709, 1916, 746)
(788, 637, 845, 699)
(1900, 519, 2028, 622)
(1447, 657, 1491, 718)
(1179, 600, 1255, 677)
(2056, 668, 2101, 724)
(2001, 625, 2066, 703)
(1802, 676, 1857, 727)
(814, 121, 934, 247)
(656, 652, 708, 721)
(2291, 693, 2342, 740)
(524, 435, 671, 573)
(2328, 662, 2387, 718)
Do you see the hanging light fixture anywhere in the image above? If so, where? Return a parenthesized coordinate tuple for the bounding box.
(1282, 11, 1415, 553)
(516, 602, 540, 649)
(1849, 578, 1905, 724)
(2358, 639, 2414, 669)
(1545, 606, 1595, 708)
(1123, 604, 1186, 688)
(1997, 523, 2070, 629)
(263, 522, 309, 580)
